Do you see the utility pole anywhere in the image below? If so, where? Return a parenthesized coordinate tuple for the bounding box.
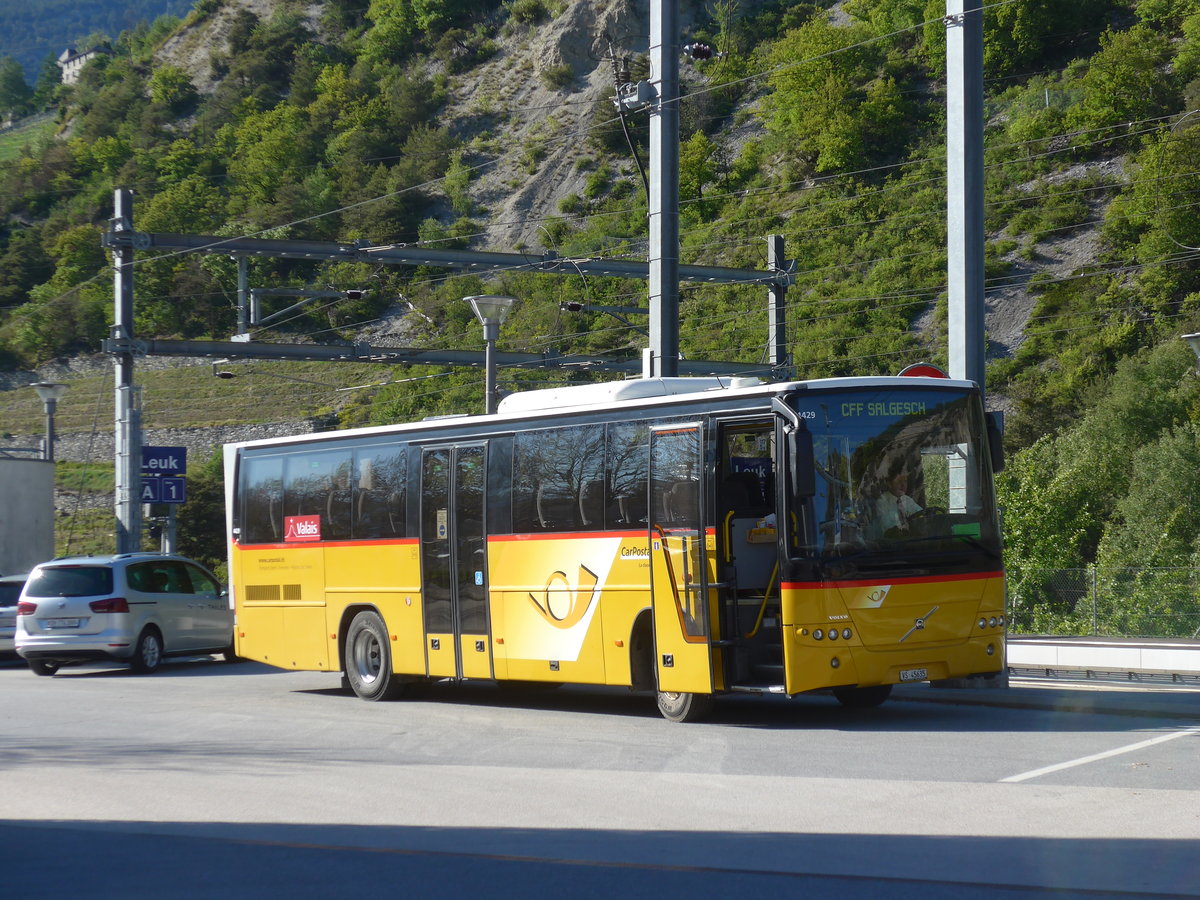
(647, 0, 681, 377)
(767, 234, 790, 376)
(110, 188, 141, 554)
(945, 0, 986, 397)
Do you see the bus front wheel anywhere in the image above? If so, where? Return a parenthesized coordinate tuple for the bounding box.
(656, 690, 713, 723)
(344, 611, 405, 701)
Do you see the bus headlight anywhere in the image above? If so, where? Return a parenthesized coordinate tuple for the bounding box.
(813, 628, 824, 640)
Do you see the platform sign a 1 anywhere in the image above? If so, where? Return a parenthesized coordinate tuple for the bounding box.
(140, 475, 187, 504)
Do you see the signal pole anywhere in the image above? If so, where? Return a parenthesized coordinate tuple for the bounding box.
(110, 189, 142, 554)
(946, 0, 986, 397)
(647, 0, 681, 377)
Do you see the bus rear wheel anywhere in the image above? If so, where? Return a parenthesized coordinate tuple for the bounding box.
(656, 690, 713, 723)
(833, 684, 892, 708)
(344, 611, 405, 701)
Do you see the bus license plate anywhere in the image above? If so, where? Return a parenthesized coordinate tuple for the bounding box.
(44, 618, 80, 629)
(899, 667, 927, 682)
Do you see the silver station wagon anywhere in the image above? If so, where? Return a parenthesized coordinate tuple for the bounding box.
(15, 553, 235, 675)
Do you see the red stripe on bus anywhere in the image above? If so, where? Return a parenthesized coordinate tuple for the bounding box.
(489, 530, 644, 541)
(490, 527, 716, 542)
(235, 538, 419, 550)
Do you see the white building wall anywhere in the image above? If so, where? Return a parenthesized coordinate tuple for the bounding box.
(0, 458, 55, 574)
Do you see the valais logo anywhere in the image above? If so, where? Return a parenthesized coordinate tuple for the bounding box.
(284, 515, 321, 542)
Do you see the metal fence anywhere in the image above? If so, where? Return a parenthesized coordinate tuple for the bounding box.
(1006, 567, 1200, 639)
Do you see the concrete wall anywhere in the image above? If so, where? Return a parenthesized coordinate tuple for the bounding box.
(0, 458, 54, 574)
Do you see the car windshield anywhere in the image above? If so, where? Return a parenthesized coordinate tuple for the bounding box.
(793, 387, 1001, 565)
(0, 582, 23, 605)
(27, 566, 114, 597)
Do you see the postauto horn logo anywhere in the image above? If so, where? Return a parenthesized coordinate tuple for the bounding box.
(284, 515, 321, 542)
(528, 564, 599, 629)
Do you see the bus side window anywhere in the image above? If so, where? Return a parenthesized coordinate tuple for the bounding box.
(607, 422, 649, 529)
(354, 444, 406, 539)
(513, 425, 603, 533)
(241, 454, 283, 544)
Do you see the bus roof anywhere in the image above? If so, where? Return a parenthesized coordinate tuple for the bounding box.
(495, 376, 765, 413)
(224, 374, 980, 452)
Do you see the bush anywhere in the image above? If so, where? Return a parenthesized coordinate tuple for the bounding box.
(540, 63, 573, 90)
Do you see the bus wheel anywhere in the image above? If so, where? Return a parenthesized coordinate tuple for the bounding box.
(345, 611, 405, 701)
(656, 690, 713, 723)
(833, 684, 892, 708)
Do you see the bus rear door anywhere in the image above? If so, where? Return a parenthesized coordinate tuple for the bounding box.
(420, 444, 492, 679)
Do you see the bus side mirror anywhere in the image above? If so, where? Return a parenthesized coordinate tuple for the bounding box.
(789, 425, 816, 498)
(986, 411, 1005, 474)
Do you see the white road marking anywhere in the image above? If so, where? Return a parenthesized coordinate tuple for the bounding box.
(1000, 724, 1200, 783)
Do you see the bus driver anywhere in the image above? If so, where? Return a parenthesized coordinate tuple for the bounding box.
(875, 463, 922, 536)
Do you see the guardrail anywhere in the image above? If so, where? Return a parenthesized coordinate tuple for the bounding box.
(1007, 636, 1200, 685)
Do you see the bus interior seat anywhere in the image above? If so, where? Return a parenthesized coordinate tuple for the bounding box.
(666, 481, 699, 524)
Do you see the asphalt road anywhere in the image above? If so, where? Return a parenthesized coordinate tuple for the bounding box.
(1, 656, 1198, 898)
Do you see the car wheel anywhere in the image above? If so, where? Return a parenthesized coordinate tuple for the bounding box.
(833, 684, 893, 708)
(656, 690, 714, 723)
(344, 611, 404, 701)
(130, 628, 163, 674)
(29, 659, 59, 676)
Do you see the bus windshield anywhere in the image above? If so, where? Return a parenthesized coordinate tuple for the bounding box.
(795, 387, 1000, 564)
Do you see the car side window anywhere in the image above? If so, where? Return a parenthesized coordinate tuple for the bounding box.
(126, 564, 154, 592)
(182, 564, 219, 598)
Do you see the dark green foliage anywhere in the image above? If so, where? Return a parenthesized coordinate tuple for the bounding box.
(175, 448, 227, 574)
(0, 56, 34, 119)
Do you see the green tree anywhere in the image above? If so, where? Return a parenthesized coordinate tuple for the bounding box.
(30, 53, 61, 109)
(148, 64, 198, 113)
(1065, 25, 1177, 136)
(176, 449, 227, 575)
(679, 131, 718, 220)
(0, 55, 33, 118)
(764, 18, 906, 173)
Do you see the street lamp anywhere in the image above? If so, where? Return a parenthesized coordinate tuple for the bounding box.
(467, 295, 515, 415)
(30, 382, 67, 461)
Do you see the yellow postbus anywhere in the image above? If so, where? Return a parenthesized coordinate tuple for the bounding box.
(223, 375, 1006, 721)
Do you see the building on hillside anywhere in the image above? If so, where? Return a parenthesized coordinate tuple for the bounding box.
(57, 45, 112, 85)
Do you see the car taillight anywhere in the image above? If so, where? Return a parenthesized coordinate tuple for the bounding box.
(89, 597, 130, 613)
(16, 601, 36, 615)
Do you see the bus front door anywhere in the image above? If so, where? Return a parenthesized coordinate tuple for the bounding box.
(420, 444, 492, 680)
(648, 424, 715, 696)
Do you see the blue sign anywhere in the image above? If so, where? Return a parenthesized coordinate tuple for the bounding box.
(141, 445, 187, 475)
(141, 475, 187, 504)
(140, 478, 160, 503)
(159, 476, 187, 503)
